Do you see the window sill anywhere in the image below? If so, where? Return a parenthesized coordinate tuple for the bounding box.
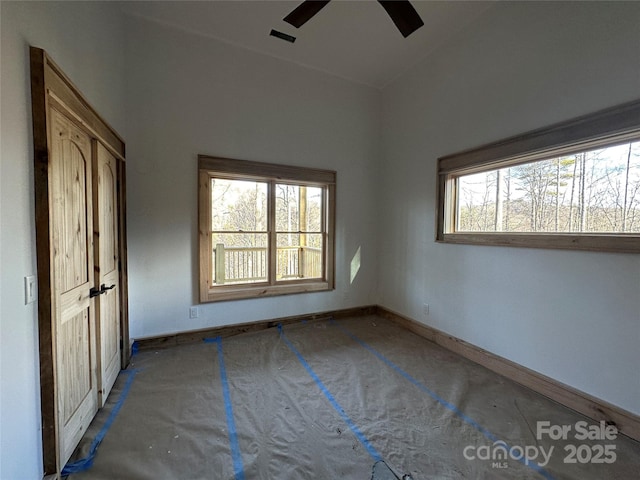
(437, 232, 640, 253)
(201, 280, 333, 303)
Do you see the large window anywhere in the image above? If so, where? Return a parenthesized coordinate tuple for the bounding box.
(199, 156, 335, 302)
(437, 100, 640, 253)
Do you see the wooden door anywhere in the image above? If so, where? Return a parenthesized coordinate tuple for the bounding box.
(94, 142, 121, 406)
(50, 107, 99, 466)
(32, 46, 129, 477)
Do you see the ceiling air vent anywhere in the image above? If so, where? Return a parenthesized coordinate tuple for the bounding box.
(270, 29, 296, 43)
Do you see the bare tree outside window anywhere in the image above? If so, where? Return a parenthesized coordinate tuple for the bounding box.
(456, 141, 640, 234)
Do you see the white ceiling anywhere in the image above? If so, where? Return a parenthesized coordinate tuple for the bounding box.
(121, 0, 495, 89)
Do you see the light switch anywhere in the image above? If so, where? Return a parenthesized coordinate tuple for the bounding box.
(25, 276, 36, 304)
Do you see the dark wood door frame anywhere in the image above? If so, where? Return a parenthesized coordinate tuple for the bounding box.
(30, 46, 130, 478)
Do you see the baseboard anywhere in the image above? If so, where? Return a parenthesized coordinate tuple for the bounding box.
(376, 306, 640, 442)
(132, 303, 639, 442)
(134, 305, 377, 351)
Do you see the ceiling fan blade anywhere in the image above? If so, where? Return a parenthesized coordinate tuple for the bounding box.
(284, 0, 331, 28)
(378, 0, 424, 38)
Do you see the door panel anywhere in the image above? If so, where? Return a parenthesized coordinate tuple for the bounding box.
(59, 310, 90, 421)
(50, 107, 98, 465)
(94, 142, 121, 406)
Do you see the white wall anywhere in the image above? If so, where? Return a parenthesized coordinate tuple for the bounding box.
(0, 2, 125, 478)
(379, 1, 640, 414)
(2, 1, 639, 476)
(124, 15, 381, 339)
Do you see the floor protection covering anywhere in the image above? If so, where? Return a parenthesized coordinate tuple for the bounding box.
(67, 315, 640, 479)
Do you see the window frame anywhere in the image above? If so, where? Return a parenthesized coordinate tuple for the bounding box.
(199, 155, 336, 302)
(436, 100, 640, 253)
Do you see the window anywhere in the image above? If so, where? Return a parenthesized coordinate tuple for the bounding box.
(437, 100, 640, 253)
(199, 156, 336, 302)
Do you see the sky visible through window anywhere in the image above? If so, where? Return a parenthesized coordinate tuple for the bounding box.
(456, 140, 640, 233)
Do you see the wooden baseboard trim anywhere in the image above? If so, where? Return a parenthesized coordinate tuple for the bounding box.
(132, 303, 639, 441)
(376, 306, 640, 442)
(134, 305, 377, 351)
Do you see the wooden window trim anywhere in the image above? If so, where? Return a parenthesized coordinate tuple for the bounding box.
(199, 155, 336, 302)
(436, 100, 640, 253)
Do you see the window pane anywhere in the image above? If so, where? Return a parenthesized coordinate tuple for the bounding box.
(456, 140, 640, 233)
(276, 233, 323, 280)
(276, 184, 323, 233)
(211, 178, 267, 232)
(212, 233, 268, 285)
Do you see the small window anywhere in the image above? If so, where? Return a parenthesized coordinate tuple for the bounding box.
(199, 156, 335, 302)
(437, 100, 640, 253)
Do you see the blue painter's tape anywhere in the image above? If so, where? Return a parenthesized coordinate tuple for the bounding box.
(214, 337, 246, 480)
(62, 369, 138, 475)
(329, 320, 555, 480)
(277, 323, 382, 463)
(131, 341, 139, 356)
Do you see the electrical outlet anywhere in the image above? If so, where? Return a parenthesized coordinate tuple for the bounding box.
(423, 303, 429, 316)
(189, 306, 199, 319)
(25, 276, 36, 304)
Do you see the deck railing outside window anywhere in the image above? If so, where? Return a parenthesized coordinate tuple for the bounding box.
(213, 244, 322, 285)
